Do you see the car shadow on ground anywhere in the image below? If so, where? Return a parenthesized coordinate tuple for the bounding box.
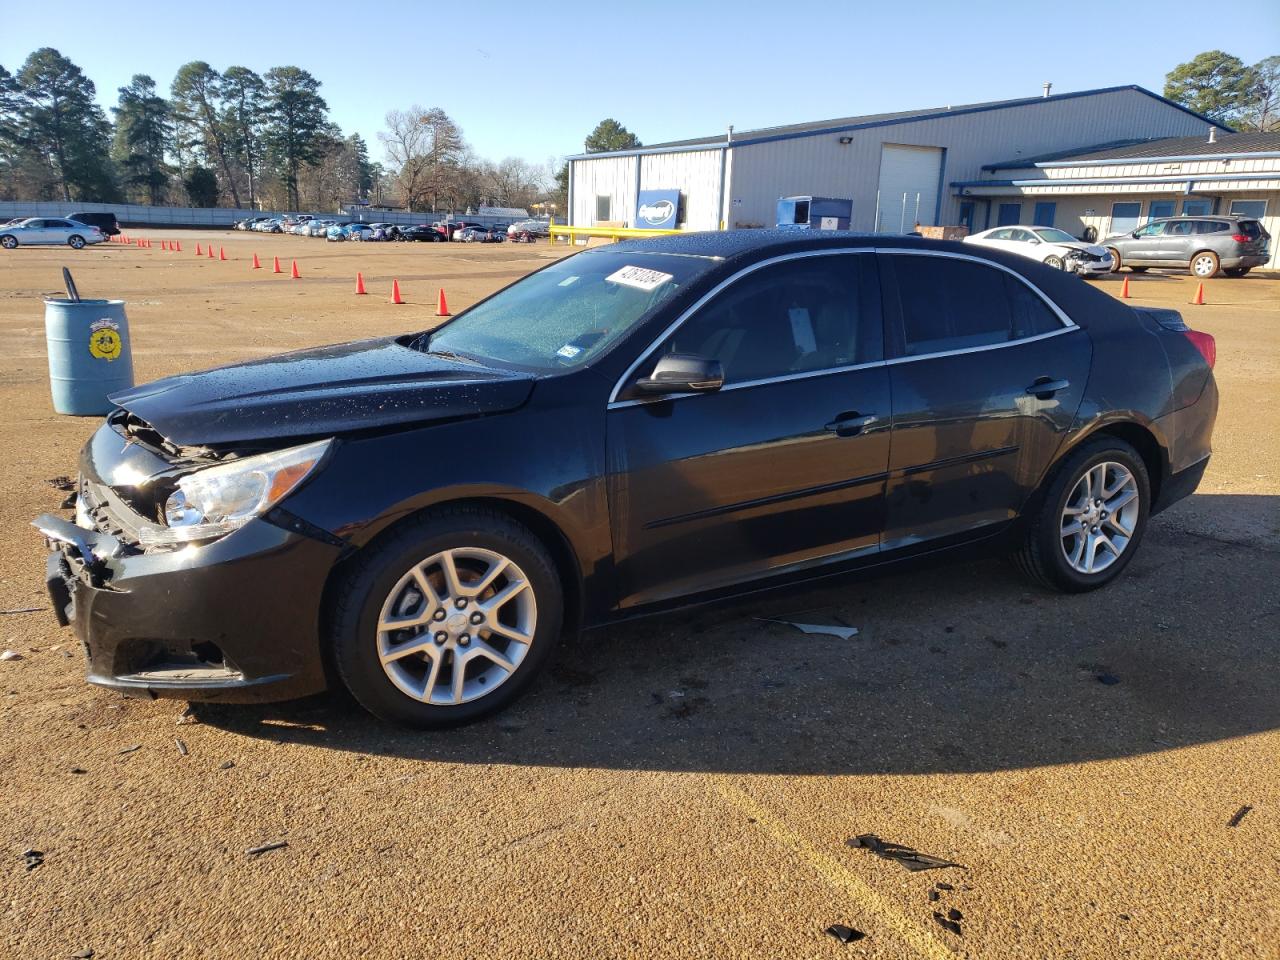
(199, 493, 1280, 775)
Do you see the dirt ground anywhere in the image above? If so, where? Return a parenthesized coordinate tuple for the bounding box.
(0, 230, 1277, 960)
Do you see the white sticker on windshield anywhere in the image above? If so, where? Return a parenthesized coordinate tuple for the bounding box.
(606, 265, 673, 291)
(556, 344, 583, 359)
(558, 276, 580, 287)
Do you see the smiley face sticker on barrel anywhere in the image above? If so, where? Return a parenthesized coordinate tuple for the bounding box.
(88, 318, 123, 361)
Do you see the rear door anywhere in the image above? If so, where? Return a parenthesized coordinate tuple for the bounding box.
(606, 252, 891, 608)
(878, 251, 1092, 549)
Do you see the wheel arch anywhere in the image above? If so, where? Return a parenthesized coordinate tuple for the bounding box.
(1054, 418, 1169, 507)
(321, 494, 587, 640)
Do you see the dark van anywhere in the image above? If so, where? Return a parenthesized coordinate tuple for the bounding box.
(69, 212, 120, 236)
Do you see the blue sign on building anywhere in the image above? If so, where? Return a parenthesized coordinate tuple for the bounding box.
(635, 189, 680, 229)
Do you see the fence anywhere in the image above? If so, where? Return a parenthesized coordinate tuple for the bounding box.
(0, 200, 523, 231)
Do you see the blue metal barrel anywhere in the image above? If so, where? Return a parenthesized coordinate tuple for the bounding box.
(44, 298, 135, 416)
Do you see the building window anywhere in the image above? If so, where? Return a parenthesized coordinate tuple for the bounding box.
(1182, 199, 1212, 216)
(1032, 202, 1056, 227)
(1109, 202, 1142, 236)
(1229, 199, 1267, 219)
(595, 195, 612, 222)
(1147, 200, 1176, 222)
(958, 201, 975, 233)
(997, 203, 1021, 227)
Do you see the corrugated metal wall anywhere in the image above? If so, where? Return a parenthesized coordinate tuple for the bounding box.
(639, 150, 724, 229)
(728, 88, 1215, 231)
(570, 155, 639, 226)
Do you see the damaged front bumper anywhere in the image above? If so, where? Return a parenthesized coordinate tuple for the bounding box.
(34, 423, 344, 704)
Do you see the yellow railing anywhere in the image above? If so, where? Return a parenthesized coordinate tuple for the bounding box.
(548, 218, 684, 245)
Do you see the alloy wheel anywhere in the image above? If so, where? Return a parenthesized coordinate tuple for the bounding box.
(1060, 461, 1140, 574)
(375, 547, 536, 705)
(1192, 253, 1218, 277)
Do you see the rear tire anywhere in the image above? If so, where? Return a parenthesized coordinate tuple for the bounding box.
(330, 506, 564, 727)
(1128, 266, 1148, 273)
(1012, 437, 1150, 593)
(1190, 250, 1220, 278)
(68, 235, 85, 249)
(1223, 267, 1250, 278)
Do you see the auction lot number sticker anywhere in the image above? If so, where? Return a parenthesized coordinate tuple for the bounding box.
(606, 266, 673, 292)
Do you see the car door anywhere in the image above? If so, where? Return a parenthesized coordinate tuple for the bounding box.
(606, 252, 891, 609)
(1156, 218, 1197, 263)
(1008, 228, 1042, 262)
(1126, 221, 1165, 263)
(47, 219, 74, 244)
(22, 219, 51, 244)
(878, 251, 1092, 550)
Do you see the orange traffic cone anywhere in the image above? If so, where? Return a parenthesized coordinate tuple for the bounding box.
(1192, 282, 1205, 305)
(355, 272, 367, 295)
(391, 279, 404, 304)
(273, 255, 282, 274)
(207, 245, 214, 259)
(218, 246, 226, 261)
(161, 240, 167, 251)
(251, 252, 261, 269)
(436, 288, 450, 317)
(196, 243, 203, 256)
(1120, 276, 1130, 299)
(175, 240, 182, 252)
(290, 260, 300, 279)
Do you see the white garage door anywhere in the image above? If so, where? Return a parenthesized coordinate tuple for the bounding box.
(876, 144, 943, 234)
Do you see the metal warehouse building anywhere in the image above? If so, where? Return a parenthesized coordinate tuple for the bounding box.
(566, 85, 1227, 238)
(954, 131, 1280, 269)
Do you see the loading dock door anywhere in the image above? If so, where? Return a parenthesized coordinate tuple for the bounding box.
(876, 144, 943, 233)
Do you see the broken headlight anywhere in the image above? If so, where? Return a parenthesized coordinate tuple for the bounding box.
(138, 439, 332, 546)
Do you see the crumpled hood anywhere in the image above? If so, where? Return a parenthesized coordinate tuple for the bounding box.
(1058, 242, 1110, 257)
(109, 337, 535, 447)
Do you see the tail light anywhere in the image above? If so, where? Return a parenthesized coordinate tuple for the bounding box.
(1231, 234, 1249, 243)
(1184, 330, 1216, 369)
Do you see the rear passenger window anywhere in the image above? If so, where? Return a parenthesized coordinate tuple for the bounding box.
(1166, 221, 1195, 236)
(887, 255, 1062, 357)
(1194, 221, 1228, 234)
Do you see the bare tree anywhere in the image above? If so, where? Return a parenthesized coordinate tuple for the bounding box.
(479, 156, 546, 209)
(379, 106, 463, 211)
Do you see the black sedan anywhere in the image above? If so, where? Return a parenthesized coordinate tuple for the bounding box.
(35, 231, 1218, 726)
(399, 224, 445, 242)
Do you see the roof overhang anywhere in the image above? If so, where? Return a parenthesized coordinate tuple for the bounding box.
(953, 172, 1280, 197)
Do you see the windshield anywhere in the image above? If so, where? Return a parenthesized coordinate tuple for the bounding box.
(421, 252, 715, 372)
(1033, 227, 1079, 243)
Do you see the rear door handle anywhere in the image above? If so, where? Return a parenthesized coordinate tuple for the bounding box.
(824, 413, 878, 437)
(1025, 378, 1070, 399)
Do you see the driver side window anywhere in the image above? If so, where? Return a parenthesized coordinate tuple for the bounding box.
(1135, 222, 1165, 237)
(660, 254, 881, 386)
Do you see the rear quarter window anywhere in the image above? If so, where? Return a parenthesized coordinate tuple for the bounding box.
(1194, 221, 1229, 234)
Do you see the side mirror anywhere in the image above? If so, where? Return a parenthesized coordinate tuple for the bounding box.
(1028, 237, 1041, 244)
(634, 353, 724, 395)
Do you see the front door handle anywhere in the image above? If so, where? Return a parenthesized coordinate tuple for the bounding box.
(824, 413, 878, 437)
(1025, 378, 1070, 399)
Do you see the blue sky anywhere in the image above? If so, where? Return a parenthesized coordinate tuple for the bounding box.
(3, 1, 1276, 168)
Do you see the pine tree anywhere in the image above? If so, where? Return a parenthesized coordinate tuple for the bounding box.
(112, 74, 172, 204)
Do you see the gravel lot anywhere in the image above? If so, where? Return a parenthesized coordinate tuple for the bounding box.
(1, 231, 1277, 959)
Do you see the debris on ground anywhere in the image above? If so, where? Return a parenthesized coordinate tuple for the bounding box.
(72, 950, 94, 959)
(69, 767, 86, 775)
(220, 760, 235, 770)
(1, 650, 23, 661)
(246, 840, 288, 857)
(176, 705, 200, 725)
(824, 924, 865, 944)
(117, 744, 142, 755)
(947, 908, 963, 921)
(755, 617, 859, 640)
(1, 608, 44, 616)
(928, 890, 940, 902)
(45, 475, 75, 491)
(1096, 673, 1122, 686)
(1228, 805, 1252, 827)
(175, 738, 189, 757)
(22, 848, 44, 871)
(933, 911, 962, 936)
(845, 834, 965, 872)
(935, 882, 955, 891)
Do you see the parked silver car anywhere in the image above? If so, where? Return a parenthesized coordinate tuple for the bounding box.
(1106, 216, 1270, 278)
(0, 217, 105, 249)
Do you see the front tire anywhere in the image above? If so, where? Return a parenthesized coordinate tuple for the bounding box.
(330, 506, 563, 727)
(0, 235, 16, 249)
(1013, 437, 1150, 593)
(1106, 247, 1122, 272)
(1044, 255, 1064, 270)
